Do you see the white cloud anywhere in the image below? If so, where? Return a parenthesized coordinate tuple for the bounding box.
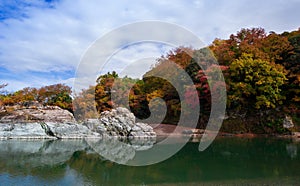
(0, 75, 65, 92)
(105, 42, 173, 77)
(0, 0, 299, 91)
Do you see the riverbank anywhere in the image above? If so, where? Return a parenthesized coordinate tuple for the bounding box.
(0, 103, 299, 141)
(151, 124, 300, 142)
(0, 106, 157, 140)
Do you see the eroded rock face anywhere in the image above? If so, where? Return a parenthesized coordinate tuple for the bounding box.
(0, 122, 100, 139)
(0, 104, 75, 123)
(0, 106, 156, 141)
(44, 122, 100, 139)
(0, 123, 53, 139)
(84, 107, 156, 139)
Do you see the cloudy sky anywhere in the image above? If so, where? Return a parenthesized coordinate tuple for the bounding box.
(0, 0, 299, 92)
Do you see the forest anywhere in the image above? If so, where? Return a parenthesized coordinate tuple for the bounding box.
(1, 27, 299, 134)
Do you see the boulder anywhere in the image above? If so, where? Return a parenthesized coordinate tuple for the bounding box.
(84, 107, 156, 139)
(283, 115, 294, 129)
(129, 122, 157, 139)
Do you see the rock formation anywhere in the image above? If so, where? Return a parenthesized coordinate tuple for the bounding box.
(84, 107, 156, 139)
(0, 122, 100, 139)
(283, 115, 294, 129)
(0, 102, 75, 123)
(0, 123, 54, 139)
(0, 105, 156, 141)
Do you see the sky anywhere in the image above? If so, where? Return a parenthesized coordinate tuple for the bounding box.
(0, 0, 299, 92)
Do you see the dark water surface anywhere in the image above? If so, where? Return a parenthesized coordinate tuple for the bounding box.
(0, 137, 299, 185)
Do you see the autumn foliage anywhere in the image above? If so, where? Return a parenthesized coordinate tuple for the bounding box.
(1, 27, 299, 132)
(0, 84, 72, 112)
(73, 27, 299, 131)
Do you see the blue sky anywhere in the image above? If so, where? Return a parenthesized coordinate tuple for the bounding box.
(0, 0, 299, 92)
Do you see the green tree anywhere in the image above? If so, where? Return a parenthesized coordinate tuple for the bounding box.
(228, 54, 287, 109)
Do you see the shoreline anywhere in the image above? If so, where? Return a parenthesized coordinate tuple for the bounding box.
(151, 124, 300, 141)
(1, 122, 299, 141)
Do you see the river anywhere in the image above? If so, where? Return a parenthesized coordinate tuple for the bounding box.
(0, 137, 299, 185)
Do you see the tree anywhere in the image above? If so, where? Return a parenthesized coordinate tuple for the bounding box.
(37, 84, 72, 111)
(159, 46, 194, 69)
(143, 49, 186, 124)
(73, 86, 98, 120)
(0, 84, 72, 111)
(92, 72, 151, 119)
(228, 54, 287, 110)
(280, 29, 300, 106)
(210, 28, 267, 65)
(210, 28, 292, 65)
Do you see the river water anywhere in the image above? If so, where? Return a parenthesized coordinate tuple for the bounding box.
(0, 137, 299, 185)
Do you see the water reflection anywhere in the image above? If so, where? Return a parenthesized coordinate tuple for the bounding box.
(0, 140, 88, 168)
(0, 138, 299, 185)
(286, 143, 297, 159)
(85, 137, 156, 165)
